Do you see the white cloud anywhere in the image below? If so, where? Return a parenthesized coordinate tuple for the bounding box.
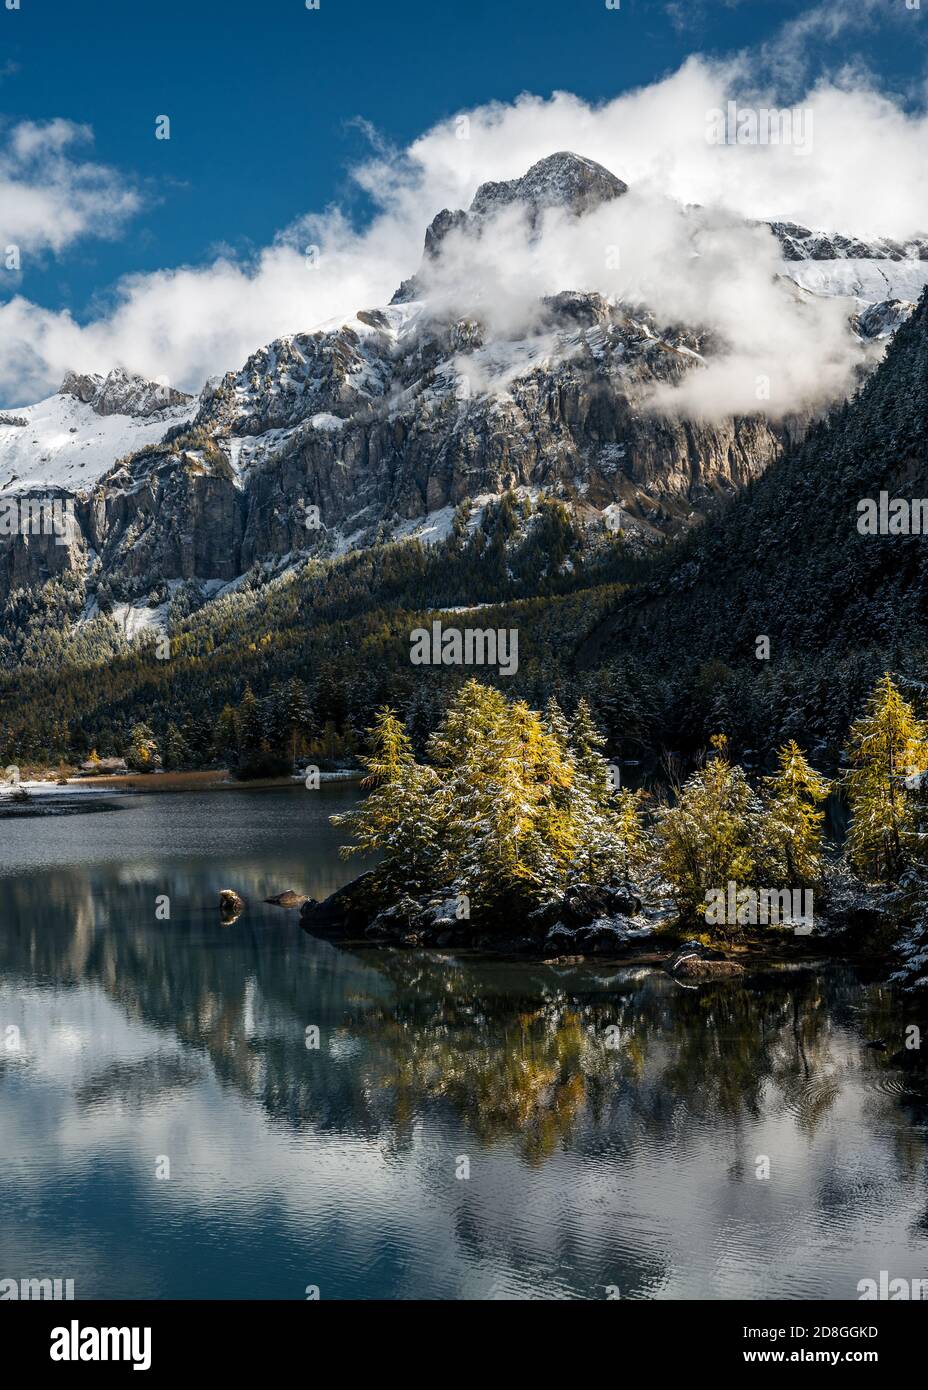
(0, 118, 139, 257)
(2, 44, 928, 418)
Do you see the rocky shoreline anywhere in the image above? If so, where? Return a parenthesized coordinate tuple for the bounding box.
(296, 871, 863, 979)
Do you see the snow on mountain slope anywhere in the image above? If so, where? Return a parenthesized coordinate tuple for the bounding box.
(782, 257, 928, 305)
(0, 383, 195, 493)
(6, 150, 928, 627)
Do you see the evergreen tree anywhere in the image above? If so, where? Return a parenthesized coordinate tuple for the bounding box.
(128, 722, 160, 772)
(657, 734, 764, 929)
(214, 704, 238, 762)
(844, 673, 927, 881)
(285, 677, 315, 763)
(763, 740, 830, 885)
(163, 722, 190, 771)
(332, 708, 438, 891)
(567, 698, 642, 882)
(236, 684, 263, 754)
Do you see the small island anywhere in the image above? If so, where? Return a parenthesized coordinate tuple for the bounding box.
(302, 674, 928, 995)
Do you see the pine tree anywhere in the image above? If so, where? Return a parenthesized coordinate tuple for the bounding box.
(332, 707, 438, 891)
(163, 722, 190, 771)
(214, 704, 238, 761)
(566, 698, 642, 882)
(285, 677, 315, 764)
(657, 734, 764, 928)
(236, 685, 263, 755)
(543, 695, 571, 751)
(569, 698, 611, 807)
(844, 673, 927, 882)
(763, 740, 830, 885)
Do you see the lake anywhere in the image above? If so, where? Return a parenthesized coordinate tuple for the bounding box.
(1, 784, 926, 1300)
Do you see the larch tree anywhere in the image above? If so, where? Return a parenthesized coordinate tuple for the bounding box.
(844, 674, 928, 882)
(332, 707, 438, 892)
(763, 740, 830, 886)
(657, 734, 764, 927)
(428, 681, 575, 911)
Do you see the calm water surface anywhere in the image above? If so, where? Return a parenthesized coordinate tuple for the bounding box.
(1, 785, 927, 1300)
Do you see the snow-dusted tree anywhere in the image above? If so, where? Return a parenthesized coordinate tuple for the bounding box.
(128, 722, 160, 772)
(163, 722, 190, 771)
(657, 734, 764, 927)
(428, 681, 575, 911)
(543, 695, 571, 751)
(763, 740, 830, 885)
(332, 707, 438, 892)
(235, 684, 263, 755)
(214, 704, 238, 760)
(888, 859, 928, 993)
(844, 674, 927, 882)
(567, 698, 643, 882)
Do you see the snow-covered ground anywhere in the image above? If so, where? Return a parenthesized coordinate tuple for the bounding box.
(109, 600, 170, 641)
(0, 779, 118, 799)
(0, 391, 194, 493)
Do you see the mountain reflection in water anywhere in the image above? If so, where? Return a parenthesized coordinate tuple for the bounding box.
(0, 786, 926, 1300)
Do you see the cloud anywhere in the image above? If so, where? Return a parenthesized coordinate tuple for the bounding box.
(2, 40, 928, 419)
(0, 118, 140, 258)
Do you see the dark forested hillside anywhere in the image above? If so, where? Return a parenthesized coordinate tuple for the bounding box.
(577, 288, 928, 762)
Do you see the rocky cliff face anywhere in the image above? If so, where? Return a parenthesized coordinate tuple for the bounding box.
(77, 286, 790, 597)
(2, 151, 926, 616)
(768, 221, 928, 264)
(59, 367, 193, 419)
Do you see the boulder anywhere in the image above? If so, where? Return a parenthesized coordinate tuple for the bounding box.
(264, 889, 308, 909)
(559, 882, 643, 927)
(300, 871, 379, 936)
(668, 942, 744, 978)
(577, 915, 653, 953)
(544, 922, 580, 953)
(604, 885, 643, 916)
(545, 914, 653, 955)
(219, 889, 245, 919)
(562, 883, 613, 925)
(672, 955, 745, 979)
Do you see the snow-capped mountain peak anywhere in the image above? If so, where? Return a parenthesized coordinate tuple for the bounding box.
(5, 149, 928, 623)
(468, 150, 628, 221)
(59, 367, 193, 419)
(0, 371, 196, 493)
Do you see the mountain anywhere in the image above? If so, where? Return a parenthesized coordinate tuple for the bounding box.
(576, 287, 928, 760)
(3, 283, 928, 775)
(3, 150, 928, 627)
(0, 368, 194, 494)
(395, 150, 629, 297)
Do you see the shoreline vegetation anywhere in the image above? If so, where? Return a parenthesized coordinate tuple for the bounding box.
(0, 767, 361, 816)
(6, 673, 928, 998)
(0, 766, 362, 797)
(294, 674, 928, 993)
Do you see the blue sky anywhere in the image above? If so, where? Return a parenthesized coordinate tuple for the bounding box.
(2, 0, 923, 312)
(0, 0, 925, 403)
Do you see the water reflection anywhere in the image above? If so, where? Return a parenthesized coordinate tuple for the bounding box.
(0, 789, 927, 1299)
